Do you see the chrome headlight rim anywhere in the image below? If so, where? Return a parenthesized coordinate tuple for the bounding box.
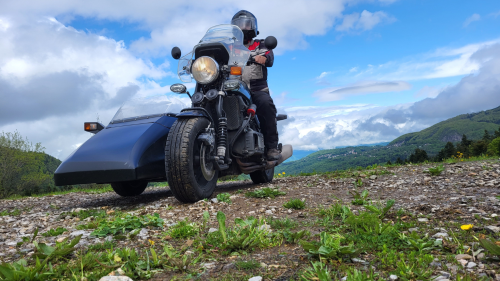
(192, 56, 219, 84)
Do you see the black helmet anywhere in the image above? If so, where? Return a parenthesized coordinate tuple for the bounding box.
(231, 10, 259, 42)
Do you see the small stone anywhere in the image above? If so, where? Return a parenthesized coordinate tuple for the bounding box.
(409, 227, 419, 232)
(467, 262, 477, 268)
(70, 230, 89, 237)
(211, 198, 218, 203)
(223, 263, 236, 271)
(424, 177, 432, 183)
(202, 262, 216, 269)
(369, 175, 377, 180)
(351, 258, 366, 263)
(99, 277, 133, 281)
(248, 211, 256, 215)
(265, 210, 273, 215)
(485, 226, 500, 234)
(56, 236, 67, 243)
(418, 218, 429, 222)
(208, 228, 218, 233)
(389, 274, 398, 280)
(248, 276, 262, 281)
(455, 254, 472, 260)
(458, 259, 467, 266)
(433, 233, 448, 238)
(439, 271, 451, 278)
(341, 277, 347, 281)
(491, 214, 498, 218)
(287, 209, 292, 214)
(260, 262, 268, 268)
(477, 253, 485, 260)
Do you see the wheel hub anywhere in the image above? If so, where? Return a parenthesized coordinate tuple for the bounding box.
(200, 145, 215, 181)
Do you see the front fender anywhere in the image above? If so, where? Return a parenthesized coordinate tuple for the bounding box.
(176, 108, 214, 124)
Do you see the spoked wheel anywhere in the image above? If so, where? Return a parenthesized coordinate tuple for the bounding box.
(111, 180, 148, 197)
(165, 117, 218, 203)
(250, 166, 274, 184)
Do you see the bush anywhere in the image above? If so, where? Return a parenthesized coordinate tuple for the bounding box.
(487, 137, 500, 156)
(283, 198, 306, 210)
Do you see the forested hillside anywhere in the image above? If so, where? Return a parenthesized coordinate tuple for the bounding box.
(277, 105, 500, 175)
(0, 131, 62, 198)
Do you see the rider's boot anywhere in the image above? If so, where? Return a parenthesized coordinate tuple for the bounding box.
(267, 148, 281, 161)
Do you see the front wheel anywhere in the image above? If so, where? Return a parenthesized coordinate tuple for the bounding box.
(111, 181, 147, 197)
(165, 118, 218, 203)
(250, 167, 274, 184)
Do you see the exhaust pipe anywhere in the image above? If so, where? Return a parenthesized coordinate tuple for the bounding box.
(236, 144, 293, 174)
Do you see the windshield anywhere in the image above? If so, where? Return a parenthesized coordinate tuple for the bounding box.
(111, 95, 187, 123)
(177, 25, 251, 82)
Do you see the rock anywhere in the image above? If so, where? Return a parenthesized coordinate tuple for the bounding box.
(223, 263, 236, 271)
(248, 277, 262, 281)
(409, 227, 419, 232)
(56, 236, 68, 243)
(477, 253, 485, 260)
(455, 254, 473, 260)
(99, 277, 133, 281)
(439, 272, 451, 278)
(70, 230, 89, 238)
(369, 175, 377, 180)
(458, 259, 467, 266)
(389, 274, 398, 280)
(433, 233, 448, 238)
(211, 198, 218, 203)
(208, 228, 218, 233)
(260, 262, 268, 268)
(418, 218, 429, 222)
(485, 226, 500, 234)
(467, 262, 477, 268)
(265, 210, 273, 215)
(351, 258, 366, 263)
(424, 177, 432, 183)
(248, 211, 256, 215)
(202, 262, 216, 269)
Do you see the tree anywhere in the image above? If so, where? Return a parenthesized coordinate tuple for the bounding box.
(443, 142, 456, 159)
(386, 160, 392, 165)
(471, 140, 489, 156)
(494, 126, 500, 139)
(395, 157, 404, 165)
(487, 137, 500, 156)
(483, 130, 493, 142)
(0, 131, 51, 198)
(409, 148, 429, 163)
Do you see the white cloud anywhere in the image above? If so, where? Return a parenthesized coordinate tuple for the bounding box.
(414, 85, 443, 98)
(313, 81, 411, 102)
(463, 13, 481, 27)
(336, 10, 396, 32)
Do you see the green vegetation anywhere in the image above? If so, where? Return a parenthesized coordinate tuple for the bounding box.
(234, 259, 261, 270)
(245, 187, 286, 199)
(283, 198, 306, 210)
(41, 227, 68, 237)
(427, 164, 445, 176)
(216, 192, 231, 203)
(166, 219, 199, 239)
(91, 213, 164, 237)
(349, 189, 369, 205)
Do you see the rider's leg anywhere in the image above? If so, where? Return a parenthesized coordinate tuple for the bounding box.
(251, 90, 279, 160)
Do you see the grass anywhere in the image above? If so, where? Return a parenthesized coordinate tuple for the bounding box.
(234, 259, 261, 270)
(245, 187, 286, 199)
(4, 184, 113, 200)
(41, 227, 68, 237)
(165, 219, 199, 239)
(91, 213, 164, 237)
(427, 164, 445, 176)
(266, 217, 298, 230)
(283, 198, 306, 210)
(0, 208, 21, 216)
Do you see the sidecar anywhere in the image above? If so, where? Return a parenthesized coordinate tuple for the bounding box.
(54, 96, 186, 196)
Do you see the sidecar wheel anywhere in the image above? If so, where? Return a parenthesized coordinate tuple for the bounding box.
(111, 181, 147, 197)
(165, 118, 218, 203)
(250, 167, 274, 184)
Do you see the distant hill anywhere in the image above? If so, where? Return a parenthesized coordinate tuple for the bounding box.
(277, 105, 500, 175)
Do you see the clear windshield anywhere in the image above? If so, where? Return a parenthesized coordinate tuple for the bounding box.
(177, 25, 251, 82)
(111, 95, 188, 123)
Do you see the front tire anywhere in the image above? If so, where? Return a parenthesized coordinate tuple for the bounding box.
(111, 181, 147, 197)
(165, 118, 218, 203)
(250, 167, 274, 184)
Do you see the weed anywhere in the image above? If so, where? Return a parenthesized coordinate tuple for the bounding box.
(91, 213, 164, 237)
(0, 208, 21, 216)
(394, 251, 434, 280)
(301, 232, 359, 262)
(266, 217, 298, 230)
(280, 229, 310, 244)
(349, 189, 369, 205)
(478, 237, 500, 255)
(401, 232, 438, 253)
(88, 240, 116, 251)
(300, 262, 332, 281)
(166, 219, 199, 239)
(346, 268, 378, 281)
(164, 245, 200, 272)
(245, 187, 286, 199)
(76, 222, 99, 230)
(283, 198, 306, 210)
(216, 193, 232, 203)
(363, 199, 395, 219)
(234, 259, 261, 270)
(427, 164, 445, 176)
(41, 227, 68, 237)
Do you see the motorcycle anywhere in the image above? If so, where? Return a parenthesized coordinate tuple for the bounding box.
(166, 24, 293, 202)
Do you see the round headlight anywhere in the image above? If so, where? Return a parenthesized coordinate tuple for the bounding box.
(192, 56, 219, 84)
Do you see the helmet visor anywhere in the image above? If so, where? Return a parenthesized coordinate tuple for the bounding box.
(231, 18, 256, 31)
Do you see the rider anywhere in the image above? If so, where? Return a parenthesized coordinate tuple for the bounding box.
(231, 10, 280, 161)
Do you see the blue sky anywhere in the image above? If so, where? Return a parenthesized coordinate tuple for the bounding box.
(1, 0, 500, 159)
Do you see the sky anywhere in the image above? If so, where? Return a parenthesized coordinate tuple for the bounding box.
(1, 0, 500, 160)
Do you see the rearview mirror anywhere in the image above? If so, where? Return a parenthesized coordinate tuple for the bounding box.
(84, 122, 104, 134)
(171, 47, 181, 59)
(170, 83, 187, 93)
(264, 36, 278, 50)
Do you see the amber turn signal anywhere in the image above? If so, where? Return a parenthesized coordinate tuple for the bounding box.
(230, 66, 242, 75)
(84, 122, 104, 134)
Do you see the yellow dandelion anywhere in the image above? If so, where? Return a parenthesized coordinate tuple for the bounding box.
(148, 239, 155, 246)
(461, 224, 473, 231)
(283, 172, 286, 175)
